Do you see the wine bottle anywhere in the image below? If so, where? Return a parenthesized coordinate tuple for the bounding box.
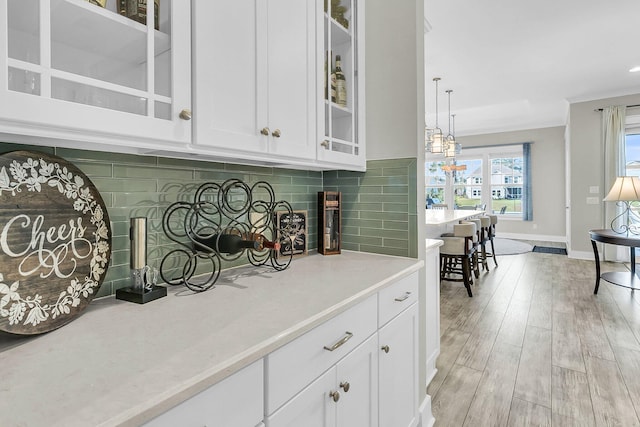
(193, 233, 259, 254)
(324, 51, 329, 100)
(330, 57, 337, 103)
(335, 55, 347, 107)
(243, 232, 281, 252)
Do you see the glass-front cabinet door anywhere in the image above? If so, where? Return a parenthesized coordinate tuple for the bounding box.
(317, 0, 365, 171)
(1, 0, 191, 148)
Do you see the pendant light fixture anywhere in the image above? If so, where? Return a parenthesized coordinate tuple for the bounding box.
(444, 89, 461, 158)
(426, 77, 445, 154)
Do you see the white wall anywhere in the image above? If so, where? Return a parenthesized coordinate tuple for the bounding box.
(365, 1, 423, 161)
(456, 126, 566, 241)
(568, 93, 640, 256)
(365, 0, 427, 405)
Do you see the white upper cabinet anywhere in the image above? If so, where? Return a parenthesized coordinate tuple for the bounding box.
(0, 0, 365, 171)
(316, 0, 365, 170)
(192, 0, 316, 163)
(0, 0, 191, 149)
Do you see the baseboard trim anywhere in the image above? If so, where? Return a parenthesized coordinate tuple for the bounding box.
(419, 395, 435, 427)
(568, 249, 594, 260)
(496, 232, 566, 243)
(426, 353, 439, 386)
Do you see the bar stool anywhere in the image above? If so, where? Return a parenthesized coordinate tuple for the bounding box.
(462, 218, 482, 279)
(441, 217, 482, 278)
(440, 222, 476, 297)
(486, 214, 498, 267)
(475, 215, 491, 271)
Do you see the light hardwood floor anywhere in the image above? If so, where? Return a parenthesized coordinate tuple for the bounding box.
(428, 246, 640, 427)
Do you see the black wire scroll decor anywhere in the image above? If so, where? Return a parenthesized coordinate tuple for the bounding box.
(160, 179, 294, 292)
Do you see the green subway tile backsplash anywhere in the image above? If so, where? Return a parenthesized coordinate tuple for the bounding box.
(324, 158, 417, 259)
(0, 142, 418, 297)
(0, 142, 324, 297)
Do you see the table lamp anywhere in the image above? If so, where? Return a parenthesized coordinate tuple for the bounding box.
(603, 176, 640, 234)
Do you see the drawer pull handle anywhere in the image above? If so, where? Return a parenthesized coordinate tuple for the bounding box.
(394, 292, 411, 302)
(324, 331, 353, 351)
(381, 345, 390, 353)
(329, 390, 340, 402)
(260, 127, 270, 136)
(340, 381, 350, 393)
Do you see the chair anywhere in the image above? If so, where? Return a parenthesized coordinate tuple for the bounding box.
(475, 216, 492, 272)
(431, 203, 448, 210)
(499, 205, 507, 214)
(486, 214, 498, 266)
(461, 218, 482, 279)
(440, 222, 477, 297)
(475, 203, 487, 211)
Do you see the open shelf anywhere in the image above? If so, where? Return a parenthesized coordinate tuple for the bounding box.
(325, 13, 351, 45)
(9, 0, 170, 64)
(330, 101, 352, 117)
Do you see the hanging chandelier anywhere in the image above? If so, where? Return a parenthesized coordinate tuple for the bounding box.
(444, 90, 461, 158)
(425, 77, 444, 154)
(426, 78, 462, 158)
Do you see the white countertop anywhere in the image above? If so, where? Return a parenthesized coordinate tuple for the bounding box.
(0, 251, 422, 427)
(425, 209, 485, 225)
(425, 238, 444, 251)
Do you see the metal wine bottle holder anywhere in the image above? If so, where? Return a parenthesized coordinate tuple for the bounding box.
(160, 179, 294, 292)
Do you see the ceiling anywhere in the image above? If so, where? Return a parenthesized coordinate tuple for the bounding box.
(424, 0, 640, 136)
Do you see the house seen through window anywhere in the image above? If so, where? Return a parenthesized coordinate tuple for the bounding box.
(426, 145, 525, 215)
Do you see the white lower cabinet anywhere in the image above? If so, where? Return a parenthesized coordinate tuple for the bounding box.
(144, 272, 419, 427)
(266, 334, 378, 427)
(266, 271, 419, 427)
(378, 303, 419, 427)
(143, 359, 263, 427)
(267, 368, 336, 427)
(335, 334, 379, 427)
(425, 242, 442, 387)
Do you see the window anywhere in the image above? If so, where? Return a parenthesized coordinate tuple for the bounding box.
(625, 132, 640, 177)
(490, 156, 523, 215)
(426, 144, 528, 216)
(425, 160, 446, 207)
(625, 128, 640, 223)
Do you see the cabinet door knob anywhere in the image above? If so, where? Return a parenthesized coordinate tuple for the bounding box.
(260, 127, 270, 136)
(381, 345, 390, 353)
(179, 109, 192, 120)
(329, 390, 340, 402)
(272, 129, 281, 138)
(320, 140, 330, 148)
(340, 381, 350, 393)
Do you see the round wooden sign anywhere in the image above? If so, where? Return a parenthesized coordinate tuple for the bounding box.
(0, 151, 111, 335)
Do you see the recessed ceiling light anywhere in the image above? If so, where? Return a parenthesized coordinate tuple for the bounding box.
(630, 66, 640, 73)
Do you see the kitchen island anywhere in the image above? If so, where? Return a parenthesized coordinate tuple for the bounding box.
(425, 209, 485, 238)
(0, 251, 423, 426)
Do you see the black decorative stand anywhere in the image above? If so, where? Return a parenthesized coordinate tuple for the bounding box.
(116, 285, 167, 304)
(160, 179, 294, 292)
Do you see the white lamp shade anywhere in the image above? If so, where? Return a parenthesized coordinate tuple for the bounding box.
(431, 132, 444, 154)
(603, 176, 640, 201)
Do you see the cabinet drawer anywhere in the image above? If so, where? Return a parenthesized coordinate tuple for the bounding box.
(144, 359, 263, 427)
(265, 294, 377, 414)
(378, 271, 419, 327)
